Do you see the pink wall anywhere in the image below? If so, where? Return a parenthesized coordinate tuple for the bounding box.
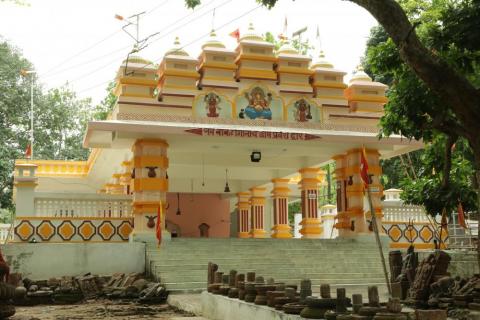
(165, 193, 231, 238)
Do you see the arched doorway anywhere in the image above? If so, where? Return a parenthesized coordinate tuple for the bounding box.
(166, 220, 181, 238)
(199, 223, 210, 238)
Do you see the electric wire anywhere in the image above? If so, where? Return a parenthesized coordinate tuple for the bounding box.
(40, 0, 172, 78)
(76, 4, 261, 94)
(42, 0, 217, 81)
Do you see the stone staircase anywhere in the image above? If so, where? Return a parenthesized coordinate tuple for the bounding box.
(147, 238, 390, 297)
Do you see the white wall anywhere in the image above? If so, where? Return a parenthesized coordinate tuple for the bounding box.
(3, 242, 145, 279)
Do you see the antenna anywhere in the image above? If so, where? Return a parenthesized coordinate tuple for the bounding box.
(115, 11, 146, 46)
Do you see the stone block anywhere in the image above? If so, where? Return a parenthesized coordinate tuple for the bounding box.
(415, 309, 446, 320)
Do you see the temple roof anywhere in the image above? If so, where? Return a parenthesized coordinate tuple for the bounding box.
(201, 30, 226, 49)
(165, 37, 190, 57)
(311, 51, 333, 69)
(239, 23, 266, 43)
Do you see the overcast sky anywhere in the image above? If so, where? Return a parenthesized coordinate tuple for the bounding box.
(0, 0, 377, 104)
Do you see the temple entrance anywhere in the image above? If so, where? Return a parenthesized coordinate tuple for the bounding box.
(199, 223, 210, 237)
(166, 220, 181, 238)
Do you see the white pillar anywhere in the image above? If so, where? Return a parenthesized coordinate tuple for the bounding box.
(294, 213, 302, 238)
(14, 164, 38, 217)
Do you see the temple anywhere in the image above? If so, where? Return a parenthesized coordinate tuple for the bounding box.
(13, 24, 428, 247)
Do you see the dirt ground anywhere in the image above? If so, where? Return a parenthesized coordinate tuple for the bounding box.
(10, 299, 196, 320)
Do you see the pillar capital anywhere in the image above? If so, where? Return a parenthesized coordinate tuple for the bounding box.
(14, 163, 38, 217)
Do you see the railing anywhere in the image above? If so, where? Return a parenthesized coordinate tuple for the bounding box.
(0, 224, 13, 242)
(382, 204, 429, 222)
(34, 198, 133, 218)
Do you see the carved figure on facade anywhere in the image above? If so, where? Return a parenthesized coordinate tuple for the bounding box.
(244, 87, 272, 120)
(293, 99, 312, 122)
(204, 92, 222, 118)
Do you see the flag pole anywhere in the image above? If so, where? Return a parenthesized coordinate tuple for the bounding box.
(365, 183, 392, 296)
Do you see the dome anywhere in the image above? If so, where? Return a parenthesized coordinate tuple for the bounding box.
(239, 23, 264, 42)
(311, 51, 334, 69)
(122, 55, 153, 65)
(349, 65, 372, 83)
(277, 40, 298, 55)
(165, 37, 189, 57)
(202, 29, 226, 49)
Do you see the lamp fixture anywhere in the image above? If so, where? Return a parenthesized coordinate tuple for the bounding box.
(250, 151, 261, 163)
(224, 169, 230, 193)
(176, 192, 181, 215)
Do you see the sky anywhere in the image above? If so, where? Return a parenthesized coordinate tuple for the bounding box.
(0, 0, 377, 104)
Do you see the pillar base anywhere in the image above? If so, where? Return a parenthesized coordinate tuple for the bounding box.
(238, 232, 251, 239)
(129, 230, 171, 244)
(271, 225, 293, 239)
(250, 229, 267, 238)
(299, 218, 323, 239)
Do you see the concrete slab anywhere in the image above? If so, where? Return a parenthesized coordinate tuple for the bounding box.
(169, 318, 209, 320)
(201, 291, 303, 320)
(168, 293, 203, 316)
(3, 242, 145, 279)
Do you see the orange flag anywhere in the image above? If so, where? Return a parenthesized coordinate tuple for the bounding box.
(457, 202, 467, 229)
(360, 147, 369, 187)
(25, 144, 32, 159)
(229, 28, 240, 41)
(156, 202, 162, 245)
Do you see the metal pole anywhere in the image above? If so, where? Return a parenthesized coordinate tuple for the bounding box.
(30, 76, 34, 160)
(366, 185, 392, 296)
(135, 14, 140, 45)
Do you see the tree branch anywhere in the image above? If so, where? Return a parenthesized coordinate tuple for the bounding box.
(349, 0, 480, 143)
(442, 135, 457, 189)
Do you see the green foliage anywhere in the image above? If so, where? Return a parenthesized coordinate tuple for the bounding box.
(363, 0, 480, 216)
(265, 31, 313, 55)
(0, 38, 114, 212)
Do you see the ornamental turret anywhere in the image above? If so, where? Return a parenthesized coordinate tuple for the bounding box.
(157, 37, 199, 108)
(344, 66, 388, 124)
(275, 40, 312, 94)
(113, 52, 157, 99)
(310, 51, 348, 124)
(198, 30, 238, 90)
(235, 23, 277, 82)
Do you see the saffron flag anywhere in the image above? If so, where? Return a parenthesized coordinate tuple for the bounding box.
(156, 202, 162, 245)
(457, 202, 467, 229)
(25, 144, 32, 159)
(360, 147, 369, 187)
(229, 28, 240, 41)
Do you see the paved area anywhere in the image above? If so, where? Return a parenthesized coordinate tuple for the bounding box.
(10, 299, 204, 320)
(167, 294, 203, 316)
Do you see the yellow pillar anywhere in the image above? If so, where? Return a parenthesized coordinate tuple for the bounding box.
(271, 179, 292, 238)
(236, 192, 251, 238)
(131, 138, 169, 243)
(334, 148, 384, 237)
(299, 168, 323, 239)
(249, 187, 267, 238)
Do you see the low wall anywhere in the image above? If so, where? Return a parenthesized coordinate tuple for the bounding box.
(201, 292, 302, 320)
(417, 250, 479, 278)
(2, 242, 145, 279)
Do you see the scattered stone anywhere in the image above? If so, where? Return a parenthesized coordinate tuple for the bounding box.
(299, 279, 312, 303)
(321, 284, 331, 298)
(415, 309, 447, 320)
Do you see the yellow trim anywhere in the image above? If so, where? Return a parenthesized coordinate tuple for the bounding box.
(238, 232, 251, 238)
(345, 165, 382, 175)
(346, 148, 380, 155)
(199, 61, 237, 71)
(14, 181, 38, 187)
(16, 216, 133, 221)
(236, 68, 277, 80)
(318, 95, 347, 101)
(133, 178, 168, 192)
(133, 155, 169, 168)
(389, 242, 446, 250)
(280, 81, 311, 87)
(201, 75, 238, 82)
(235, 54, 278, 63)
(276, 66, 314, 76)
(384, 221, 431, 225)
(250, 229, 267, 238)
(133, 138, 169, 149)
(312, 81, 347, 89)
(345, 94, 388, 104)
(160, 69, 200, 79)
(161, 84, 197, 90)
(299, 167, 320, 174)
(119, 91, 154, 98)
(118, 77, 157, 86)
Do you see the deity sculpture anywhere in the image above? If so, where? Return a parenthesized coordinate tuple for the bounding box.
(293, 99, 312, 122)
(204, 93, 221, 117)
(244, 87, 273, 120)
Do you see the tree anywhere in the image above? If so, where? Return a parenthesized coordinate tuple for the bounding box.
(0, 38, 98, 212)
(185, 0, 480, 191)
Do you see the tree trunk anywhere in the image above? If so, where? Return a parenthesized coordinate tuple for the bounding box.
(475, 161, 480, 272)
